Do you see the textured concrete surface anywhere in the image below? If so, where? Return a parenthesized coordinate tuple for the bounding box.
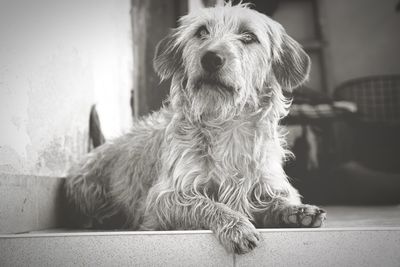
(1, 229, 400, 267)
(236, 229, 400, 267)
(0, 231, 233, 267)
(325, 206, 400, 227)
(0, 173, 64, 234)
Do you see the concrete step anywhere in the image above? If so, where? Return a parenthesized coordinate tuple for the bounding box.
(1, 227, 400, 267)
(0, 173, 65, 234)
(1, 173, 400, 266)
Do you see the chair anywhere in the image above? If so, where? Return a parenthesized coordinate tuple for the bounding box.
(333, 75, 400, 173)
(327, 75, 400, 204)
(334, 75, 400, 124)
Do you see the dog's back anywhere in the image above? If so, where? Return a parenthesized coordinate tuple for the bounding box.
(64, 108, 172, 229)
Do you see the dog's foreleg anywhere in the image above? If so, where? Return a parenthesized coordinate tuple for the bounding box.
(141, 193, 260, 254)
(255, 194, 326, 228)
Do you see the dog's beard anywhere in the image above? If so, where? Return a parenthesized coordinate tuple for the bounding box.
(194, 76, 236, 94)
(186, 80, 238, 122)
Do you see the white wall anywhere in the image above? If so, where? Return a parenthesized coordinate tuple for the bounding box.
(324, 0, 400, 90)
(0, 0, 133, 176)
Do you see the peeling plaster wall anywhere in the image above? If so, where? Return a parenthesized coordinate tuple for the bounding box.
(0, 0, 133, 176)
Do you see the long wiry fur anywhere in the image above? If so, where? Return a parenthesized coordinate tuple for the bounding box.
(64, 3, 325, 254)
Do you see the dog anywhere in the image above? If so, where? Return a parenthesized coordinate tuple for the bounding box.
(64, 2, 326, 254)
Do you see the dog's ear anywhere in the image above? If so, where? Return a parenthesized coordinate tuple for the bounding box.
(272, 33, 311, 91)
(153, 30, 182, 80)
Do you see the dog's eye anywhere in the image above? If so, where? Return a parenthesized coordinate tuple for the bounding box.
(195, 26, 209, 39)
(241, 32, 259, 44)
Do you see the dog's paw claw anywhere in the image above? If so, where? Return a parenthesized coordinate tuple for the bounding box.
(217, 217, 260, 254)
(281, 204, 326, 228)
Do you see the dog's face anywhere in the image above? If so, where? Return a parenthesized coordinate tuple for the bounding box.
(154, 4, 310, 120)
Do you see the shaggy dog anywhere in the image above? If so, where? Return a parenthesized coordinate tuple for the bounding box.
(64, 3, 326, 254)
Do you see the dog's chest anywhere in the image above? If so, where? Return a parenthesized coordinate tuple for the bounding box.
(198, 121, 258, 175)
(167, 119, 273, 186)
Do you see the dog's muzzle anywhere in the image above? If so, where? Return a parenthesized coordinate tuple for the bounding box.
(201, 51, 226, 72)
(195, 49, 235, 93)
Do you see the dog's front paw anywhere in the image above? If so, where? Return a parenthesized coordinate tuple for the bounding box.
(280, 204, 326, 228)
(216, 216, 261, 254)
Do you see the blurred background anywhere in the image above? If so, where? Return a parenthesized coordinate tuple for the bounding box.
(0, 0, 399, 205)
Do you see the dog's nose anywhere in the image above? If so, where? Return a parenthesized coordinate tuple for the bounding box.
(201, 51, 225, 72)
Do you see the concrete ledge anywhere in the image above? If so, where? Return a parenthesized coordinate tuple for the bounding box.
(0, 173, 65, 234)
(237, 228, 400, 267)
(0, 230, 232, 267)
(1, 228, 400, 267)
(1, 173, 400, 266)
